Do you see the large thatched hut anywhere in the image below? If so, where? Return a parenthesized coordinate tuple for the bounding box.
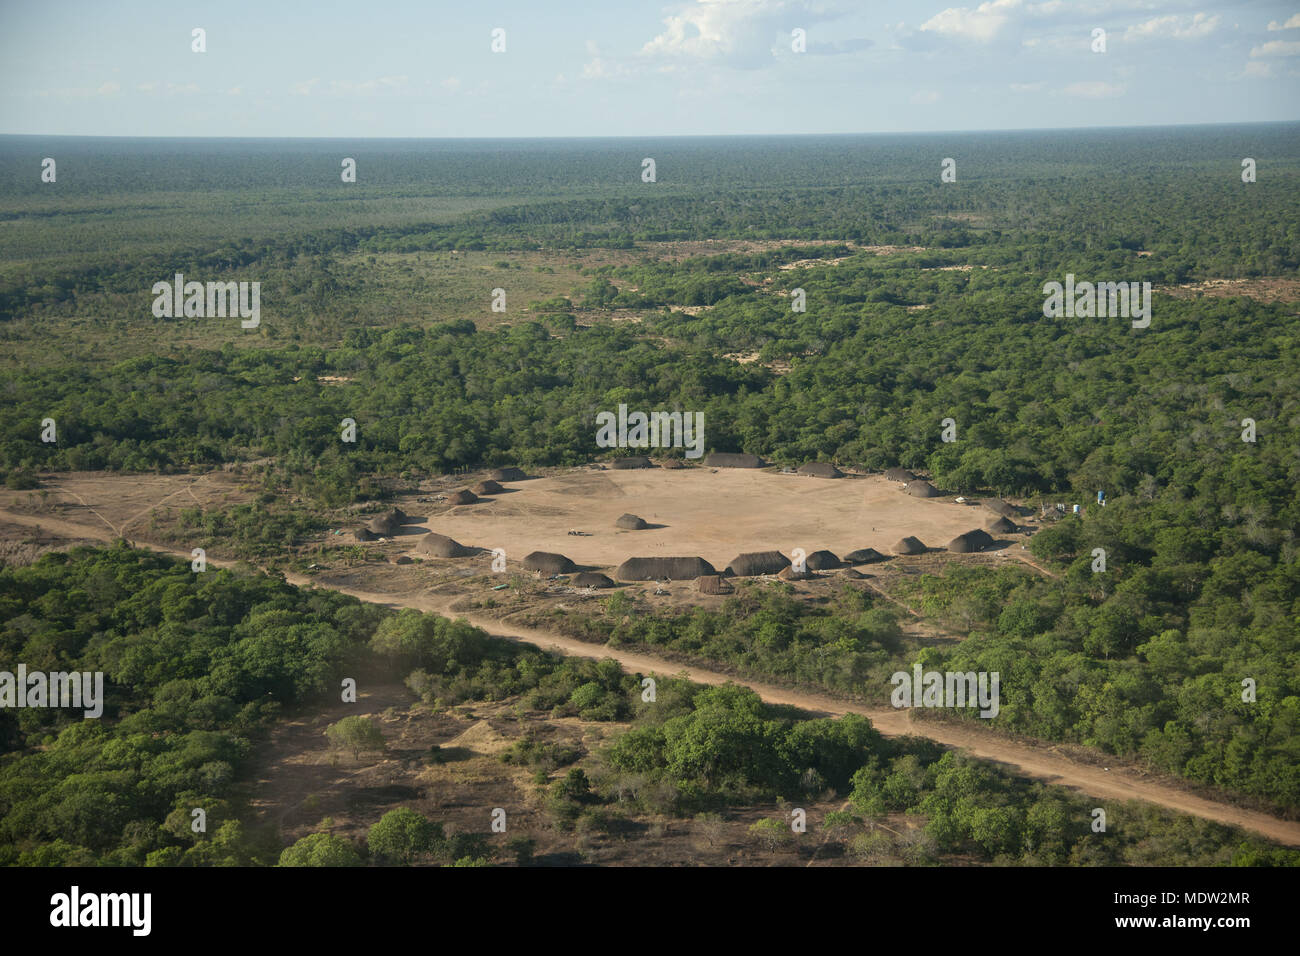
(797, 462, 842, 479)
(615, 513, 648, 530)
(611, 456, 654, 470)
(704, 452, 764, 468)
(842, 548, 888, 565)
(364, 509, 404, 536)
(983, 499, 1019, 518)
(894, 536, 926, 555)
(471, 479, 504, 496)
(571, 571, 615, 589)
(616, 556, 715, 581)
(447, 489, 480, 505)
(489, 467, 527, 482)
(884, 467, 915, 482)
(658, 458, 687, 469)
(523, 551, 576, 574)
(947, 529, 995, 553)
(413, 532, 470, 558)
(903, 480, 942, 498)
(726, 551, 790, 576)
(804, 549, 841, 570)
(986, 515, 1017, 534)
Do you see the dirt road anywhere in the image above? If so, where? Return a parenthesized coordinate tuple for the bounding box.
(4, 505, 1298, 848)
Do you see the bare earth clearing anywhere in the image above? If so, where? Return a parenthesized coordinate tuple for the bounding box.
(3, 475, 1298, 848)
(410, 468, 989, 571)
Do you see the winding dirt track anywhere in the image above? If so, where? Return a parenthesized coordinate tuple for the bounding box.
(4, 506, 1298, 848)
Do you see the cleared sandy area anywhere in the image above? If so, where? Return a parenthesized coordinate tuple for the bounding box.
(407, 469, 990, 569)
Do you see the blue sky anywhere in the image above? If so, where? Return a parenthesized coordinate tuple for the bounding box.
(2, 0, 1297, 136)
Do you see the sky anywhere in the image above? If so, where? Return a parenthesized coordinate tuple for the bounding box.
(1, 0, 1298, 137)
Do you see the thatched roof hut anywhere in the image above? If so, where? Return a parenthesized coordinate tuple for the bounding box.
(616, 556, 715, 581)
(704, 452, 764, 468)
(696, 574, 732, 595)
(894, 536, 926, 555)
(611, 456, 654, 470)
(797, 462, 842, 479)
(471, 479, 504, 496)
(726, 551, 790, 577)
(983, 499, 1018, 518)
(447, 489, 480, 505)
(364, 510, 403, 535)
(884, 467, 915, 482)
(615, 513, 648, 530)
(778, 565, 813, 581)
(986, 515, 1017, 534)
(571, 571, 615, 589)
(489, 467, 527, 482)
(658, 458, 687, 469)
(804, 549, 841, 570)
(842, 548, 887, 565)
(414, 532, 470, 558)
(354, 528, 378, 542)
(841, 568, 867, 579)
(947, 529, 995, 553)
(523, 551, 576, 574)
(390, 554, 413, 565)
(903, 480, 942, 498)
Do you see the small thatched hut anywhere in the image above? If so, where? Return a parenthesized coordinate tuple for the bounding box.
(986, 515, 1017, 534)
(523, 551, 576, 574)
(804, 549, 841, 570)
(658, 458, 687, 469)
(354, 528, 378, 542)
(615, 513, 648, 530)
(571, 571, 615, 589)
(841, 568, 867, 579)
(447, 489, 480, 505)
(778, 565, 813, 581)
(696, 574, 732, 595)
(903, 480, 942, 498)
(389, 554, 413, 565)
(704, 452, 764, 468)
(894, 536, 926, 555)
(489, 467, 527, 482)
(842, 548, 887, 564)
(983, 499, 1018, 518)
(726, 551, 790, 577)
(413, 533, 470, 558)
(884, 467, 915, 482)
(947, 529, 995, 553)
(797, 462, 842, 479)
(471, 479, 504, 496)
(611, 456, 654, 470)
(616, 556, 715, 581)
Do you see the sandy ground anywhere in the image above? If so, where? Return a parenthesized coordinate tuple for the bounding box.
(410, 469, 992, 570)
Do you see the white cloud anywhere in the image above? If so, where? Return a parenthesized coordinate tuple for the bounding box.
(1250, 39, 1300, 56)
(290, 78, 321, 96)
(920, 0, 1023, 43)
(1009, 81, 1045, 91)
(96, 82, 120, 95)
(227, 87, 243, 96)
(1124, 13, 1220, 41)
(910, 90, 941, 104)
(1242, 60, 1274, 77)
(641, 0, 843, 69)
(1063, 80, 1124, 97)
(1266, 14, 1300, 31)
